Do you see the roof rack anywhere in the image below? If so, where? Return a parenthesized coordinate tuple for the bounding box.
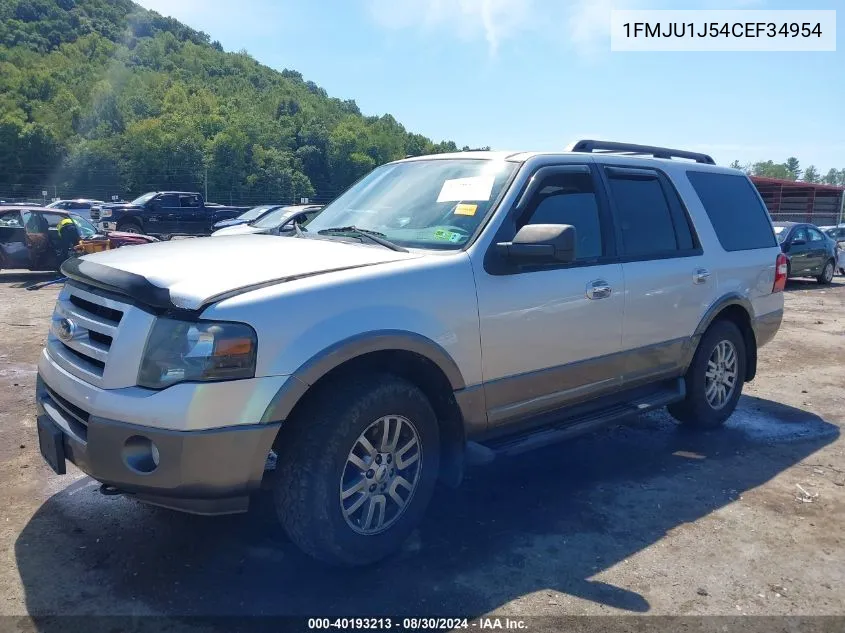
(567, 140, 716, 165)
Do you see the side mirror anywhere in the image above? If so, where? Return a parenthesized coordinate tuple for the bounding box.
(496, 224, 576, 264)
(790, 238, 806, 246)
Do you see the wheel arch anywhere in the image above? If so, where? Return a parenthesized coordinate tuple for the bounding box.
(116, 214, 144, 230)
(261, 331, 474, 487)
(687, 294, 757, 382)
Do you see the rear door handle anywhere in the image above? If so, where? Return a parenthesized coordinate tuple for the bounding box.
(586, 280, 612, 300)
(693, 268, 711, 284)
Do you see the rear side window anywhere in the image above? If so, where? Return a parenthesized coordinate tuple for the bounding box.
(687, 171, 777, 251)
(606, 173, 678, 257)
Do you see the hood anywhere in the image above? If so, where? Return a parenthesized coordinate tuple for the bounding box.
(211, 223, 267, 237)
(61, 234, 422, 311)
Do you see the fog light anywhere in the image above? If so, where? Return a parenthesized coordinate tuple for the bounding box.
(122, 435, 160, 474)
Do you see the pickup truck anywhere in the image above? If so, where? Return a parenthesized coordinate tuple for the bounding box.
(92, 192, 250, 237)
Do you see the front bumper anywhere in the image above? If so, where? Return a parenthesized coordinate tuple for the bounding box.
(36, 372, 281, 515)
(98, 221, 117, 231)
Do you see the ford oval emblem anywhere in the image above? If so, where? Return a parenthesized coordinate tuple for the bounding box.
(56, 318, 76, 342)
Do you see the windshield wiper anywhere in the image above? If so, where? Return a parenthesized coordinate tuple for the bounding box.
(316, 226, 408, 252)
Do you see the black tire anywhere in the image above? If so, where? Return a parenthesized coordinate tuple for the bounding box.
(816, 259, 835, 285)
(116, 221, 143, 234)
(668, 320, 746, 429)
(274, 373, 440, 566)
(839, 268, 845, 276)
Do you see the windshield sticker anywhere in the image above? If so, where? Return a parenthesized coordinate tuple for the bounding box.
(436, 176, 495, 202)
(454, 203, 477, 216)
(432, 228, 466, 243)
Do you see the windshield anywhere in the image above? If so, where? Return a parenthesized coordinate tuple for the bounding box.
(773, 225, 787, 243)
(70, 214, 98, 238)
(252, 206, 299, 229)
(239, 205, 278, 221)
(304, 159, 518, 250)
(130, 192, 157, 206)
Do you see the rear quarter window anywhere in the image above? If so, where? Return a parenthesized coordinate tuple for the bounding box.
(687, 171, 777, 251)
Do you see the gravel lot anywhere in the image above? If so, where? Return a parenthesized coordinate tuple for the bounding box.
(0, 271, 843, 628)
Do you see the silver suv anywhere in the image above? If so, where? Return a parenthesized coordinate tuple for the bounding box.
(35, 141, 785, 566)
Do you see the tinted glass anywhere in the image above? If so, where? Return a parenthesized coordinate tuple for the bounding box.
(517, 171, 603, 260)
(792, 227, 808, 243)
(159, 194, 179, 207)
(687, 172, 777, 251)
(773, 225, 788, 243)
(808, 228, 825, 242)
(41, 213, 67, 228)
(0, 211, 23, 227)
(607, 176, 677, 256)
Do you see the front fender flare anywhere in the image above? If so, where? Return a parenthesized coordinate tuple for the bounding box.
(260, 330, 466, 423)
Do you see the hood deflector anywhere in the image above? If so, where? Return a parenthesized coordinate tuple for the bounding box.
(60, 257, 384, 314)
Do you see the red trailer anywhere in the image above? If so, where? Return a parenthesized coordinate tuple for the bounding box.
(751, 176, 844, 226)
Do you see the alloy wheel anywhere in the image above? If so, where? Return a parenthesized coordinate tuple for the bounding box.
(705, 340, 738, 410)
(340, 415, 423, 535)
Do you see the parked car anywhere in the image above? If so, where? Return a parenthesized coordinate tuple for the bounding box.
(211, 204, 284, 231)
(773, 222, 838, 284)
(0, 206, 155, 272)
(92, 192, 250, 237)
(211, 204, 323, 236)
(820, 224, 845, 243)
(45, 199, 107, 221)
(36, 140, 784, 566)
(820, 225, 845, 275)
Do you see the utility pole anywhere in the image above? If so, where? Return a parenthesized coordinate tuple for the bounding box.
(204, 167, 208, 201)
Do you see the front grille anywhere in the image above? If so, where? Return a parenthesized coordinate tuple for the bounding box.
(47, 283, 133, 386)
(69, 294, 122, 325)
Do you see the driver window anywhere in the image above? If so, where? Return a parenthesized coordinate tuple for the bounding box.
(792, 227, 808, 243)
(515, 171, 603, 260)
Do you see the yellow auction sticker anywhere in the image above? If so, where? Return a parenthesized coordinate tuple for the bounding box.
(454, 203, 477, 216)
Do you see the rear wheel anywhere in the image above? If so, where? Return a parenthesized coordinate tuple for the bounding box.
(668, 320, 746, 429)
(116, 221, 142, 234)
(817, 259, 834, 285)
(274, 374, 439, 566)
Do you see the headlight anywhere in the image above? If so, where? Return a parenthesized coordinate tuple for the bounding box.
(137, 319, 257, 389)
(100, 209, 112, 217)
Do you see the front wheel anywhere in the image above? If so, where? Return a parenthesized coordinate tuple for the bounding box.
(668, 320, 746, 429)
(274, 374, 439, 566)
(116, 221, 143, 234)
(817, 260, 835, 285)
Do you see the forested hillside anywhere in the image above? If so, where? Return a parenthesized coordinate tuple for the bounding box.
(0, 0, 462, 204)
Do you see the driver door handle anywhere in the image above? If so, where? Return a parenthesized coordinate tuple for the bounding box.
(586, 279, 612, 300)
(693, 268, 711, 284)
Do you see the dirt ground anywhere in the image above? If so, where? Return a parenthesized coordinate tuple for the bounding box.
(0, 270, 843, 630)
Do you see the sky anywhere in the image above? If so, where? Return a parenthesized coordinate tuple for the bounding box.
(136, 0, 844, 172)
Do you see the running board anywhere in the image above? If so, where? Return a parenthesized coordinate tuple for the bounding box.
(466, 378, 685, 463)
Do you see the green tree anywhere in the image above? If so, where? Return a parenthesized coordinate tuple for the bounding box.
(751, 160, 791, 180)
(802, 165, 819, 184)
(784, 157, 801, 181)
(822, 168, 839, 185)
